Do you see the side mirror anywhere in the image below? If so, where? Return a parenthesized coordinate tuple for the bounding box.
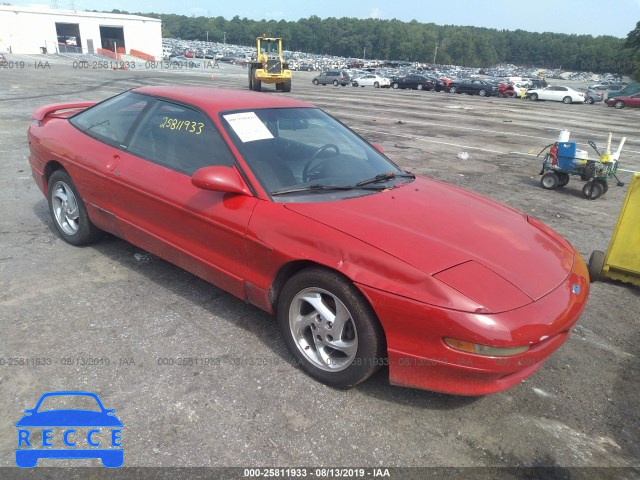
(372, 143, 384, 154)
(192, 166, 250, 195)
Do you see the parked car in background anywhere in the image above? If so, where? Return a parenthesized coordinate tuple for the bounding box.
(448, 79, 498, 97)
(352, 74, 390, 88)
(390, 74, 435, 91)
(584, 89, 604, 104)
(312, 71, 350, 86)
(606, 93, 640, 109)
(607, 82, 640, 99)
(527, 86, 585, 104)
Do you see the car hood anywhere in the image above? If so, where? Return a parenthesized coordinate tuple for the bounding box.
(16, 410, 123, 427)
(284, 177, 573, 304)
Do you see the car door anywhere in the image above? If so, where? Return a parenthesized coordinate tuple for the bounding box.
(629, 93, 640, 107)
(538, 87, 555, 101)
(108, 98, 258, 299)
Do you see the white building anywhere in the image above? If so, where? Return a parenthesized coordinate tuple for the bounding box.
(0, 6, 161, 59)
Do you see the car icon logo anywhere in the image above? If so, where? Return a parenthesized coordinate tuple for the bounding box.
(15, 391, 123, 468)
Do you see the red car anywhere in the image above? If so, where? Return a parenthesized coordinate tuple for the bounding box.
(606, 93, 640, 109)
(28, 87, 589, 395)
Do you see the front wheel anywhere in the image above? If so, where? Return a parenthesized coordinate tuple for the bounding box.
(563, 96, 572, 104)
(277, 268, 385, 388)
(615, 100, 625, 109)
(312, 79, 319, 85)
(333, 80, 338, 86)
(557, 172, 570, 187)
(391, 82, 399, 89)
(374, 81, 380, 88)
(416, 83, 424, 90)
(541, 172, 560, 190)
(449, 86, 457, 94)
(529, 93, 538, 101)
(586, 97, 594, 104)
(478, 89, 487, 96)
(47, 170, 102, 245)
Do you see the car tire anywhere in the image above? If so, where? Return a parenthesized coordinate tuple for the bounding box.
(563, 96, 572, 104)
(541, 172, 560, 190)
(529, 93, 538, 101)
(582, 181, 604, 200)
(282, 80, 292, 92)
(252, 78, 262, 92)
(333, 80, 338, 86)
(614, 100, 625, 109)
(312, 79, 319, 85)
(374, 81, 380, 88)
(557, 172, 570, 187)
(353, 82, 358, 87)
(449, 86, 457, 94)
(47, 169, 102, 245)
(277, 267, 385, 388)
(392, 83, 399, 89)
(586, 97, 594, 104)
(587, 250, 606, 283)
(478, 89, 487, 96)
(417, 84, 424, 90)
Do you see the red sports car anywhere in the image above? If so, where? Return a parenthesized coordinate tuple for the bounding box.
(28, 86, 589, 395)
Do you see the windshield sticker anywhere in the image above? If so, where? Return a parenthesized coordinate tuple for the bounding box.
(223, 112, 273, 143)
(159, 117, 204, 134)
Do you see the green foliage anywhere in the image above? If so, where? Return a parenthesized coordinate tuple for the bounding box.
(624, 21, 640, 80)
(114, 9, 634, 73)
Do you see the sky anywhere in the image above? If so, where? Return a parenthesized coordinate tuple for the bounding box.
(10, 0, 640, 38)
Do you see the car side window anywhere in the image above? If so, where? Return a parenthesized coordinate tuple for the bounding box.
(127, 100, 234, 175)
(70, 92, 150, 147)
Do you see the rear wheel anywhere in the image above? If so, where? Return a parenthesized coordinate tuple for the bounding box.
(282, 80, 291, 92)
(588, 250, 606, 283)
(374, 81, 380, 88)
(277, 268, 385, 388)
(614, 100, 625, 109)
(557, 172, 570, 187)
(333, 79, 338, 86)
(252, 77, 262, 92)
(563, 96, 572, 104)
(449, 86, 457, 94)
(529, 93, 538, 101)
(582, 181, 604, 200)
(417, 83, 424, 90)
(47, 170, 102, 245)
(312, 79, 319, 85)
(391, 82, 399, 89)
(541, 172, 560, 190)
(586, 97, 594, 104)
(478, 89, 487, 96)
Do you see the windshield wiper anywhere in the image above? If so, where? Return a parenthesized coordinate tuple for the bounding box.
(356, 171, 415, 186)
(271, 184, 355, 196)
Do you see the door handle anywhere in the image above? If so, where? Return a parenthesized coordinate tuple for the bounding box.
(107, 154, 120, 172)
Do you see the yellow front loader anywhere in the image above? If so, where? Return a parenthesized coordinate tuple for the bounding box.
(248, 36, 292, 92)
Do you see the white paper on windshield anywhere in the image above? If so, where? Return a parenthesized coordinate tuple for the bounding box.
(223, 112, 273, 143)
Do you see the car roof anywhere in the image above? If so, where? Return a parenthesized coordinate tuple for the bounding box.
(133, 86, 313, 115)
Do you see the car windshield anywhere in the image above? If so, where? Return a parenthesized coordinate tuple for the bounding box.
(36, 395, 101, 412)
(220, 108, 412, 202)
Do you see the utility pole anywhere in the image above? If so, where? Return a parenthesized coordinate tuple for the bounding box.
(433, 43, 438, 64)
(223, 32, 226, 45)
(363, 47, 366, 61)
(206, 31, 208, 42)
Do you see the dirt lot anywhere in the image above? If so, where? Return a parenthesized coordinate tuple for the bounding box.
(0, 58, 639, 476)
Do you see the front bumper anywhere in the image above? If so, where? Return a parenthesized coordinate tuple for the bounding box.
(357, 254, 589, 395)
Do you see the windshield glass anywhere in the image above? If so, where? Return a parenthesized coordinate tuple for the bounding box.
(220, 107, 410, 202)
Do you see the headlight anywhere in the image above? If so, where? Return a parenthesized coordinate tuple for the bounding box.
(444, 338, 530, 356)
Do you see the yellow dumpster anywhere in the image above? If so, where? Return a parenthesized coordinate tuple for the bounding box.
(588, 173, 640, 285)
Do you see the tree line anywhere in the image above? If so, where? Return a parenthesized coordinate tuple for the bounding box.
(111, 10, 638, 76)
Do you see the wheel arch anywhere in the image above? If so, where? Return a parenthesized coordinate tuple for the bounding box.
(43, 160, 65, 191)
(268, 260, 386, 343)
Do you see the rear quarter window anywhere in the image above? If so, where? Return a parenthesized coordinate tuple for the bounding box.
(70, 92, 150, 146)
